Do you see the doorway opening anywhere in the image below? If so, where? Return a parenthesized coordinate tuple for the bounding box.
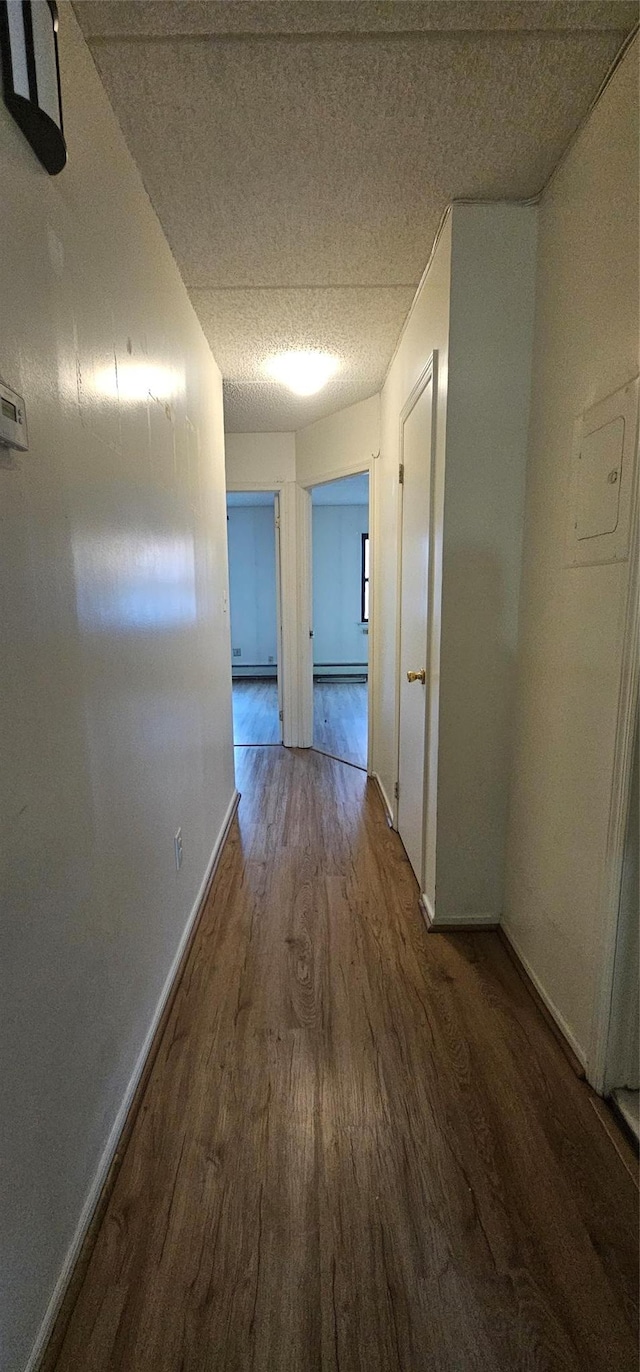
(310, 473, 369, 769)
(226, 490, 282, 745)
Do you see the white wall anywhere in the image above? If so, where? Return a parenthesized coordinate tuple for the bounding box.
(437, 204, 538, 922)
(296, 395, 380, 488)
(226, 431, 296, 487)
(0, 8, 235, 1371)
(374, 204, 538, 922)
(312, 505, 369, 668)
(279, 481, 314, 747)
(503, 40, 639, 1067)
(227, 505, 278, 671)
(374, 215, 453, 821)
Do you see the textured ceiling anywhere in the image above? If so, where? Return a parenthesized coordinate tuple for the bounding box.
(192, 286, 415, 430)
(73, 1, 636, 431)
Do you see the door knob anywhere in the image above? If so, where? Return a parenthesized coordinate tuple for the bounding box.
(406, 669, 426, 684)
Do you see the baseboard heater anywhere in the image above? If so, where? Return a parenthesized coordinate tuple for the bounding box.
(314, 664, 368, 684)
(232, 665, 277, 680)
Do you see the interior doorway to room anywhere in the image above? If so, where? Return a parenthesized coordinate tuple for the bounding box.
(226, 491, 282, 745)
(310, 473, 369, 769)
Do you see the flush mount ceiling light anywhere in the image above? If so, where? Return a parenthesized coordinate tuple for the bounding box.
(264, 350, 339, 397)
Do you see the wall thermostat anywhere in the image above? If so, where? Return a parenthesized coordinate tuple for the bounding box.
(0, 379, 28, 451)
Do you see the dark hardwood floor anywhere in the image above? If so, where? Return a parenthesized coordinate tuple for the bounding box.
(49, 748, 638, 1372)
(313, 680, 368, 768)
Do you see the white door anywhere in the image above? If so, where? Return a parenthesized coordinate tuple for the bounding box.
(397, 366, 435, 887)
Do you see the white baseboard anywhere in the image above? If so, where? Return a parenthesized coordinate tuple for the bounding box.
(420, 892, 435, 926)
(25, 788, 240, 1372)
(372, 771, 394, 826)
(420, 892, 499, 930)
(500, 921, 587, 1069)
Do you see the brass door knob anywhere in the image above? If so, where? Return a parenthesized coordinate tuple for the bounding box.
(406, 669, 426, 684)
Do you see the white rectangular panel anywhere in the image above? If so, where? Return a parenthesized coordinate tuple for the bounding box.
(567, 377, 638, 567)
(576, 416, 624, 540)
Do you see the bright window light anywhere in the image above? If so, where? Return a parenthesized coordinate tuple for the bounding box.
(264, 350, 339, 396)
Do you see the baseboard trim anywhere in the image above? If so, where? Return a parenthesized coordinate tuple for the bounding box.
(420, 891, 435, 926)
(31, 788, 241, 1372)
(372, 771, 394, 827)
(594, 1097, 639, 1179)
(420, 892, 499, 931)
(608, 1090, 640, 1156)
(498, 925, 586, 1079)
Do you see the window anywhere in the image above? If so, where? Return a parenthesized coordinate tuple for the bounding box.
(361, 533, 370, 623)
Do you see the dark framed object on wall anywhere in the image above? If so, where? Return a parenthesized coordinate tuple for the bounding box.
(361, 532, 370, 624)
(0, 0, 66, 174)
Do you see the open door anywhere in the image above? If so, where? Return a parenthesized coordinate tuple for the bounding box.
(309, 473, 370, 769)
(226, 490, 282, 745)
(396, 359, 436, 897)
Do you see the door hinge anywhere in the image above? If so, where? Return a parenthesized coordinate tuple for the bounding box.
(394, 781, 399, 800)
(398, 463, 404, 485)
(279, 709, 283, 722)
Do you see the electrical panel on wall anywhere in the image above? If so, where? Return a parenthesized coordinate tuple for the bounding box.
(566, 377, 638, 568)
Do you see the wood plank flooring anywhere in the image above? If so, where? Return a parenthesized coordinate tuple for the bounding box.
(232, 679, 281, 745)
(313, 680, 367, 768)
(233, 679, 368, 767)
(49, 748, 638, 1372)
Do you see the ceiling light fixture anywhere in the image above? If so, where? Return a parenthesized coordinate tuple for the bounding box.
(264, 350, 339, 397)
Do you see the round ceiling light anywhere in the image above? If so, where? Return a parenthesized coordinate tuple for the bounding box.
(264, 350, 339, 396)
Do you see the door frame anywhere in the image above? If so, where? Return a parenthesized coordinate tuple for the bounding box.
(588, 436, 639, 1092)
(226, 482, 285, 744)
(300, 460, 376, 773)
(273, 492, 284, 731)
(393, 352, 438, 906)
